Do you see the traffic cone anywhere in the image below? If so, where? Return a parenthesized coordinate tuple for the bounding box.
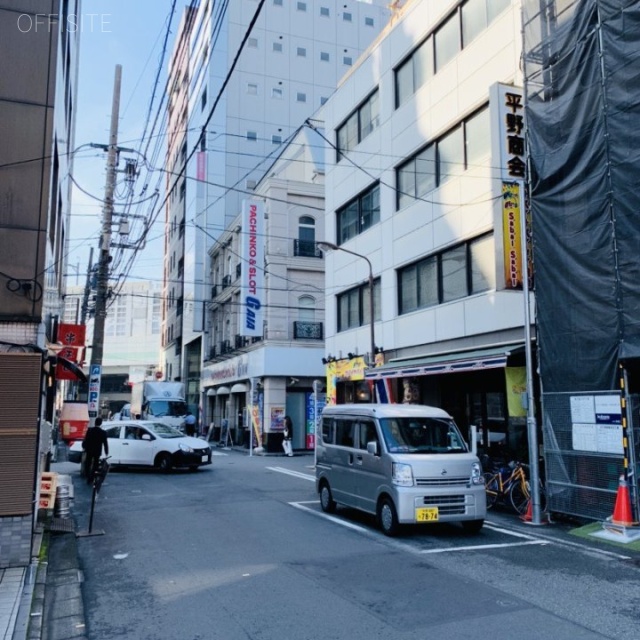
(611, 475, 635, 526)
(520, 498, 533, 522)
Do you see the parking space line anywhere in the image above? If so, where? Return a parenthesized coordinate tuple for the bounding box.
(419, 540, 548, 554)
(267, 466, 315, 482)
(289, 501, 370, 533)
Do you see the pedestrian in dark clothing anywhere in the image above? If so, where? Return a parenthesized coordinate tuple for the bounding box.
(282, 415, 293, 456)
(82, 417, 109, 484)
(184, 411, 196, 436)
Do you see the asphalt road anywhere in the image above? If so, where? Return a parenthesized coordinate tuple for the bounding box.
(65, 450, 640, 640)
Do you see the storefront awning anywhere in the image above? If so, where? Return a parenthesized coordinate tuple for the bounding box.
(206, 388, 217, 397)
(365, 343, 525, 380)
(216, 386, 231, 395)
(231, 383, 248, 393)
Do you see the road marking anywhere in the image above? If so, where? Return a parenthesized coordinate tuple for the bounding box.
(267, 466, 315, 482)
(211, 451, 228, 456)
(289, 501, 370, 533)
(419, 540, 547, 554)
(484, 522, 539, 540)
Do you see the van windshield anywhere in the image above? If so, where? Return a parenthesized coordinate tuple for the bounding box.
(379, 417, 467, 454)
(147, 400, 187, 418)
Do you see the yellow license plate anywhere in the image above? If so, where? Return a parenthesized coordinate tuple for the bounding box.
(416, 507, 439, 522)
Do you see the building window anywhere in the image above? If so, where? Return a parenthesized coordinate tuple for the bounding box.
(298, 295, 315, 323)
(320, 51, 330, 62)
(395, 37, 433, 108)
(343, 56, 353, 66)
(397, 233, 495, 314)
(343, 11, 352, 21)
(272, 87, 283, 98)
(297, 1, 307, 10)
(337, 279, 381, 332)
(274, 0, 283, 5)
(201, 88, 207, 111)
(365, 16, 374, 26)
(248, 37, 258, 48)
(336, 183, 380, 244)
(320, 97, 328, 105)
(395, 105, 489, 209)
(247, 131, 257, 141)
(320, 6, 330, 17)
(273, 42, 283, 52)
(272, 134, 282, 144)
(462, 0, 511, 47)
(247, 83, 258, 95)
(297, 92, 307, 102)
(434, 12, 461, 72)
(297, 47, 307, 57)
(336, 89, 379, 160)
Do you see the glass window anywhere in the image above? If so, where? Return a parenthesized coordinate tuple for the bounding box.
(359, 421, 378, 449)
(273, 42, 283, 52)
(487, 0, 511, 23)
(320, 51, 330, 61)
(418, 257, 438, 307)
(465, 107, 490, 167)
(359, 91, 379, 139)
(337, 279, 381, 330)
(438, 126, 464, 183)
(399, 264, 418, 313)
(414, 38, 433, 90)
(298, 295, 315, 323)
(320, 7, 330, 17)
(297, 47, 307, 57)
(434, 13, 460, 72)
(441, 245, 467, 302)
(336, 184, 380, 243)
(343, 12, 352, 21)
(273, 0, 283, 5)
(461, 0, 487, 47)
(360, 184, 380, 231)
(322, 418, 334, 443)
(246, 131, 257, 141)
(272, 134, 282, 144)
(361, 279, 381, 323)
(416, 145, 436, 197)
(338, 201, 359, 244)
(343, 56, 353, 66)
(272, 87, 283, 98)
(470, 234, 495, 293)
(397, 159, 416, 209)
(336, 420, 355, 447)
(247, 83, 258, 95)
(395, 58, 414, 107)
(297, 1, 307, 11)
(365, 17, 374, 27)
(248, 37, 258, 48)
(297, 92, 307, 102)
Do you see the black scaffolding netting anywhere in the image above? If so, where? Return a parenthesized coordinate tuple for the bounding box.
(523, 0, 640, 392)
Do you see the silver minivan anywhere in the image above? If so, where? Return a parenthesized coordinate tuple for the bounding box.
(316, 404, 486, 536)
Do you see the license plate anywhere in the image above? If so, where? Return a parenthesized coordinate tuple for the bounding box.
(415, 507, 439, 522)
(201, 455, 208, 462)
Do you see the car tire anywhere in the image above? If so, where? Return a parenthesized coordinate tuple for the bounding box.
(319, 481, 336, 513)
(156, 453, 172, 473)
(378, 497, 400, 537)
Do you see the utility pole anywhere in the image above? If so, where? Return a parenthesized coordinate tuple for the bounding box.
(88, 65, 122, 423)
(80, 247, 94, 326)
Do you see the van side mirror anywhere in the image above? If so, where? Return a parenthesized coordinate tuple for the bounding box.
(366, 441, 379, 456)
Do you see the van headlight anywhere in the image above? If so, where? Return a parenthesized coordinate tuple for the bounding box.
(179, 443, 194, 453)
(471, 462, 483, 485)
(392, 462, 414, 487)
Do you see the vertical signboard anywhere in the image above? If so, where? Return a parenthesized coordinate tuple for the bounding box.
(87, 364, 102, 418)
(240, 200, 265, 337)
(56, 323, 86, 381)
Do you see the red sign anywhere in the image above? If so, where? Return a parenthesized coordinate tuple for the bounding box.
(56, 323, 86, 381)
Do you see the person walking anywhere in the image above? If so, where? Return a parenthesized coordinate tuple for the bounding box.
(82, 417, 109, 485)
(282, 415, 294, 456)
(184, 411, 196, 436)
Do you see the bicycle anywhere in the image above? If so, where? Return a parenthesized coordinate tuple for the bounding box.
(483, 461, 546, 515)
(93, 456, 111, 494)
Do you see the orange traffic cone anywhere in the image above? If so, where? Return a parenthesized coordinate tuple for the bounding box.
(521, 498, 533, 522)
(611, 475, 635, 526)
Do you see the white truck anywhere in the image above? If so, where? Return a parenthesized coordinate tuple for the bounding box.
(130, 381, 188, 429)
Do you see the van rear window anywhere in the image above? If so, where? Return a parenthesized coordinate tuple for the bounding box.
(379, 417, 467, 454)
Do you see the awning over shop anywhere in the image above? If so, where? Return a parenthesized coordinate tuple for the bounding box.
(231, 383, 248, 393)
(206, 388, 217, 397)
(216, 386, 231, 395)
(365, 343, 525, 380)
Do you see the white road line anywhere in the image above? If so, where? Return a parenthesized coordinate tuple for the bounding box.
(484, 522, 539, 540)
(419, 540, 548, 554)
(289, 501, 370, 533)
(267, 466, 315, 482)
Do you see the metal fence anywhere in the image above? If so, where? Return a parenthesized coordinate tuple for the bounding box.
(542, 391, 640, 521)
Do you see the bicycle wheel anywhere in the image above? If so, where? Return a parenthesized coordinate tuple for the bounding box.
(509, 479, 530, 514)
(483, 472, 499, 510)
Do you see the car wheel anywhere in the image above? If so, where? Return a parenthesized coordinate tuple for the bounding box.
(378, 497, 399, 537)
(461, 519, 484, 534)
(156, 453, 172, 473)
(319, 481, 336, 513)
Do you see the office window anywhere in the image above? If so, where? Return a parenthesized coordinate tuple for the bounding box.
(273, 0, 283, 4)
(461, 0, 487, 46)
(464, 106, 490, 166)
(297, 92, 307, 102)
(365, 16, 374, 26)
(336, 183, 380, 244)
(395, 37, 433, 108)
(247, 131, 257, 141)
(438, 126, 464, 183)
(397, 233, 494, 314)
(337, 279, 381, 332)
(297, 47, 307, 57)
(297, 1, 307, 10)
(201, 88, 207, 111)
(247, 83, 258, 95)
(336, 90, 379, 159)
(248, 37, 258, 48)
(272, 134, 282, 144)
(343, 11, 352, 21)
(434, 12, 461, 71)
(343, 56, 353, 66)
(320, 96, 328, 105)
(272, 87, 283, 98)
(320, 6, 330, 16)
(273, 42, 283, 52)
(320, 51, 330, 62)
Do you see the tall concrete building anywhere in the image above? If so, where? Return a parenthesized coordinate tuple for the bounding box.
(163, 0, 391, 437)
(322, 0, 530, 454)
(0, 1, 80, 567)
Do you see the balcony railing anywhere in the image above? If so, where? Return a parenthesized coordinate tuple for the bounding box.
(235, 334, 248, 349)
(293, 239, 322, 258)
(293, 321, 323, 340)
(220, 340, 232, 355)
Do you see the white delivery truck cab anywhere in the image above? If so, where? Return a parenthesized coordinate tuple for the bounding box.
(316, 404, 486, 536)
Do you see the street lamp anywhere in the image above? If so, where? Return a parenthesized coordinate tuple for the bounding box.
(318, 241, 376, 369)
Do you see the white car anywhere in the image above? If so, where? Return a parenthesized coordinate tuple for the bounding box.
(68, 420, 212, 472)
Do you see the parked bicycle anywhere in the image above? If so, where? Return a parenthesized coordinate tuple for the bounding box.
(483, 460, 546, 515)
